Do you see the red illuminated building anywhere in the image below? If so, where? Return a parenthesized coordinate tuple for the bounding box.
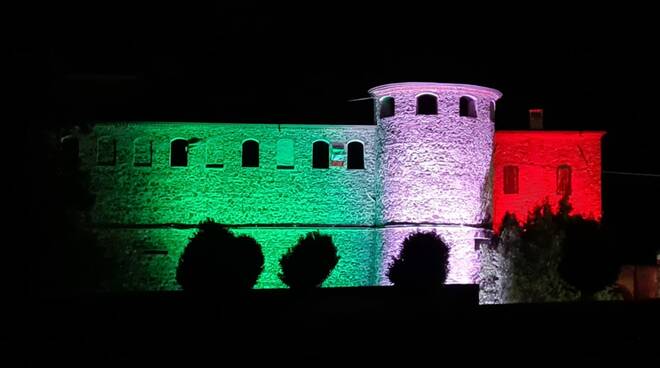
(492, 110, 605, 231)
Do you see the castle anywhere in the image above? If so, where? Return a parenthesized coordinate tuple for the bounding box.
(74, 82, 604, 293)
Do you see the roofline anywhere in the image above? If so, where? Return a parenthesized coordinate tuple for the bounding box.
(92, 121, 377, 129)
(368, 82, 502, 99)
(496, 130, 606, 137)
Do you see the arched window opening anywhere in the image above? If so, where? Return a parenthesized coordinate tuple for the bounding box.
(171, 139, 188, 167)
(242, 140, 259, 167)
(312, 141, 329, 169)
(379, 96, 395, 119)
(347, 141, 365, 170)
(416, 94, 438, 115)
(460, 96, 477, 118)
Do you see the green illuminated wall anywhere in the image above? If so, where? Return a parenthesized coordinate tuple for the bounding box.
(99, 227, 379, 290)
(80, 122, 379, 290)
(81, 123, 376, 226)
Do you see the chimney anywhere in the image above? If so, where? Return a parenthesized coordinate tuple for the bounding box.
(529, 108, 543, 129)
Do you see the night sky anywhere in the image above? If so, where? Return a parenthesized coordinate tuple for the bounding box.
(18, 4, 659, 262)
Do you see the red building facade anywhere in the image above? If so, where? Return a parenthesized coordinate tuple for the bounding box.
(493, 131, 605, 232)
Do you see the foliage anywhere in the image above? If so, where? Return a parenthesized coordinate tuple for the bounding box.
(278, 231, 339, 290)
(489, 197, 621, 303)
(386, 231, 450, 289)
(176, 220, 264, 293)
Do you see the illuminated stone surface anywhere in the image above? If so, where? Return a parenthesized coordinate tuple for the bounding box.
(99, 227, 378, 290)
(82, 123, 377, 225)
(77, 83, 604, 298)
(370, 83, 501, 284)
(493, 131, 604, 231)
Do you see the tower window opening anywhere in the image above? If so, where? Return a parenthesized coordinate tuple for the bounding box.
(416, 94, 438, 115)
(379, 96, 395, 118)
(460, 96, 477, 118)
(489, 101, 496, 122)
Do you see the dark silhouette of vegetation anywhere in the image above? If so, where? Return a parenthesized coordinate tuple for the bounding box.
(491, 197, 621, 302)
(28, 125, 114, 297)
(176, 220, 264, 293)
(278, 231, 339, 290)
(387, 231, 450, 289)
(558, 217, 620, 300)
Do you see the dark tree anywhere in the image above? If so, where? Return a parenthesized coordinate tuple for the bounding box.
(489, 197, 622, 303)
(494, 200, 575, 302)
(558, 217, 621, 300)
(278, 231, 339, 290)
(387, 231, 450, 289)
(27, 125, 114, 297)
(176, 220, 264, 293)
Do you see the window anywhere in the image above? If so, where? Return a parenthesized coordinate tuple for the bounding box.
(347, 141, 365, 170)
(557, 165, 572, 195)
(503, 165, 519, 194)
(416, 94, 438, 115)
(97, 137, 116, 166)
(330, 142, 346, 167)
(134, 138, 152, 167)
(171, 139, 188, 167)
(529, 108, 544, 129)
(312, 141, 329, 169)
(205, 139, 224, 168)
(490, 101, 496, 122)
(242, 140, 259, 167)
(277, 139, 294, 169)
(460, 96, 477, 118)
(379, 96, 395, 118)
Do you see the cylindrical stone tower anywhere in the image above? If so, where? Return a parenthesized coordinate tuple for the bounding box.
(369, 82, 502, 284)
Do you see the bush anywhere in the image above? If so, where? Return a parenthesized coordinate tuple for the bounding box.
(489, 198, 621, 303)
(278, 231, 339, 290)
(387, 231, 450, 289)
(176, 220, 264, 293)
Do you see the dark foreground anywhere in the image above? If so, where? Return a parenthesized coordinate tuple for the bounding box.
(28, 286, 659, 365)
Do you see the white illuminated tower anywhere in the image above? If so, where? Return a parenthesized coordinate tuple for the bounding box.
(369, 82, 502, 284)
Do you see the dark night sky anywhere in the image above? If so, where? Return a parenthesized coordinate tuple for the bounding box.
(18, 4, 659, 262)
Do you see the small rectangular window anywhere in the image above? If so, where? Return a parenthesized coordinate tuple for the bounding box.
(277, 139, 294, 169)
(330, 142, 346, 167)
(503, 165, 519, 194)
(205, 163, 224, 169)
(134, 138, 152, 167)
(97, 137, 116, 166)
(206, 139, 224, 169)
(557, 165, 572, 195)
